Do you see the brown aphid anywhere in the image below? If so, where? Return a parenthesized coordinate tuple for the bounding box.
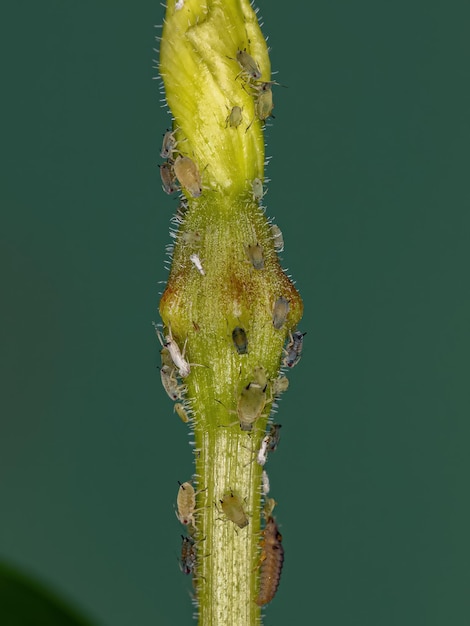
(180, 535, 197, 575)
(272, 296, 290, 330)
(159, 162, 178, 194)
(176, 481, 197, 526)
(245, 243, 264, 269)
(232, 326, 248, 355)
(256, 516, 284, 606)
(220, 491, 249, 528)
(173, 155, 202, 198)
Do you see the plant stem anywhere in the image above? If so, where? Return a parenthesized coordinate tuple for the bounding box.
(158, 1, 303, 624)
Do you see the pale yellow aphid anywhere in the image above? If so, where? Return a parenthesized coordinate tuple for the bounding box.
(270, 224, 284, 252)
(272, 296, 290, 330)
(176, 481, 197, 526)
(173, 155, 202, 198)
(272, 375, 289, 396)
(220, 491, 249, 528)
(254, 82, 275, 122)
(174, 402, 190, 423)
(225, 105, 243, 128)
(245, 243, 264, 269)
(251, 177, 264, 201)
(237, 367, 268, 431)
(181, 230, 202, 245)
(263, 497, 277, 519)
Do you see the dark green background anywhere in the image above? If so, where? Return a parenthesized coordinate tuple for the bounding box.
(2, 1, 470, 625)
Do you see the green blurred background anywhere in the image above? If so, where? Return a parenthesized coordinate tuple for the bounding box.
(2, 1, 470, 624)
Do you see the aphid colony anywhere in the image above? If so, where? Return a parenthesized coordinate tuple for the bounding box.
(158, 128, 203, 198)
(158, 39, 302, 611)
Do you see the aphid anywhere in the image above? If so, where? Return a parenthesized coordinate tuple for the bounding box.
(252, 177, 264, 201)
(189, 253, 205, 275)
(236, 48, 261, 81)
(181, 230, 202, 245)
(175, 0, 184, 10)
(174, 402, 190, 423)
(173, 155, 202, 198)
(237, 371, 268, 431)
(159, 347, 185, 401)
(160, 364, 184, 401)
(220, 491, 249, 528)
(156, 325, 191, 378)
(159, 162, 178, 194)
(257, 424, 282, 465)
(226, 105, 243, 128)
(283, 330, 306, 368)
(272, 296, 290, 330)
(232, 326, 248, 355)
(262, 470, 270, 495)
(245, 243, 264, 269)
(160, 128, 178, 159)
(267, 423, 282, 452)
(256, 516, 284, 606)
(257, 435, 270, 466)
(252, 365, 268, 388)
(270, 224, 284, 252)
(254, 82, 275, 122)
(272, 375, 289, 396)
(263, 497, 277, 519)
(176, 481, 197, 527)
(180, 535, 196, 575)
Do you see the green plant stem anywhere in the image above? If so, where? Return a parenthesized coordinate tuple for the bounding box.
(159, 1, 302, 624)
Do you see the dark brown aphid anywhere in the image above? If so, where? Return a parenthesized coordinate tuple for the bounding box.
(256, 516, 284, 606)
(220, 491, 249, 528)
(232, 326, 248, 354)
(180, 535, 197, 575)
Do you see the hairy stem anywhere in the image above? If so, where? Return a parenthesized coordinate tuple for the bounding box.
(158, 1, 303, 624)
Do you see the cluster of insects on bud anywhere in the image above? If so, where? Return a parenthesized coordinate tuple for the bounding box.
(158, 127, 203, 198)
